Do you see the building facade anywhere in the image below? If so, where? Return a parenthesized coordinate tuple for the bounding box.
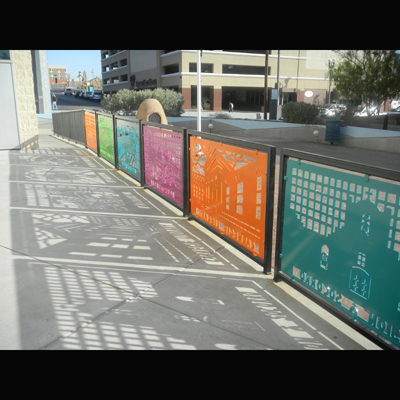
(0, 50, 39, 149)
(101, 50, 339, 111)
(48, 65, 69, 85)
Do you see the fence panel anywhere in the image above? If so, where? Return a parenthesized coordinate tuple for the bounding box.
(84, 110, 97, 152)
(69, 110, 86, 145)
(52, 113, 61, 137)
(54, 111, 71, 139)
(97, 113, 115, 164)
(116, 117, 142, 182)
(275, 149, 400, 349)
(53, 110, 86, 143)
(142, 123, 185, 210)
(188, 132, 275, 272)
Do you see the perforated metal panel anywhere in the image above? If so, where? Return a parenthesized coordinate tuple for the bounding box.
(148, 113, 161, 124)
(116, 118, 141, 181)
(276, 152, 400, 349)
(143, 125, 184, 207)
(190, 135, 269, 260)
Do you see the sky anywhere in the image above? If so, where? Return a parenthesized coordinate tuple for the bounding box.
(46, 50, 102, 80)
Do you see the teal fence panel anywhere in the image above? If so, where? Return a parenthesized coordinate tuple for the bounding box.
(98, 113, 115, 164)
(275, 149, 400, 349)
(116, 117, 141, 182)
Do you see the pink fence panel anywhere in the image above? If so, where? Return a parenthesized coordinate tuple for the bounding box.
(143, 125, 184, 208)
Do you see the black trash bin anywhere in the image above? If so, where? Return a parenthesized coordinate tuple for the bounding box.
(325, 117, 341, 144)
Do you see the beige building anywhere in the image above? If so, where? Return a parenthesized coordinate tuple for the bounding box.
(101, 50, 339, 111)
(48, 65, 69, 85)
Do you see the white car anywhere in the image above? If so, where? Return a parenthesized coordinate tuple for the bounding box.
(326, 104, 346, 116)
(390, 99, 400, 109)
(355, 106, 379, 116)
(90, 90, 103, 102)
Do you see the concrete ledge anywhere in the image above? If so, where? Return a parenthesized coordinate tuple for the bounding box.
(169, 117, 400, 154)
(169, 117, 329, 143)
(340, 133, 400, 153)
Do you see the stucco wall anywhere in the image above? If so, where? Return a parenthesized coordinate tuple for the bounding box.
(12, 50, 39, 149)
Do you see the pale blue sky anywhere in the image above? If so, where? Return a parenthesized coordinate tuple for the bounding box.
(46, 50, 102, 80)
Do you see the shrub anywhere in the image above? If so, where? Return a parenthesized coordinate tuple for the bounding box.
(101, 88, 185, 117)
(281, 101, 320, 124)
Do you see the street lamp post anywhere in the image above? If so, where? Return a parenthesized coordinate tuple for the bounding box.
(328, 58, 336, 104)
(197, 50, 202, 132)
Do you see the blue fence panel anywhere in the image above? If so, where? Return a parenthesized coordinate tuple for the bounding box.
(116, 118, 141, 181)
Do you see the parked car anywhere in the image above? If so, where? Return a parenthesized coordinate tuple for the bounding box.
(64, 88, 73, 95)
(326, 104, 346, 116)
(90, 90, 103, 102)
(387, 106, 400, 114)
(79, 91, 85, 98)
(83, 91, 92, 100)
(74, 90, 82, 98)
(390, 99, 400, 109)
(318, 105, 330, 118)
(355, 106, 379, 116)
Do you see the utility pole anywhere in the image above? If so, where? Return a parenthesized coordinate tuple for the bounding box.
(197, 50, 202, 131)
(264, 50, 269, 120)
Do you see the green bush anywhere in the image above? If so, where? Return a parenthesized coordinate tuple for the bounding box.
(101, 88, 185, 117)
(281, 101, 321, 124)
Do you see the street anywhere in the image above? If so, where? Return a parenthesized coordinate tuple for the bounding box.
(52, 91, 103, 112)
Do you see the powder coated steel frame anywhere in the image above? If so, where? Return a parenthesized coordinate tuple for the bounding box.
(141, 120, 189, 216)
(187, 129, 276, 274)
(275, 148, 400, 350)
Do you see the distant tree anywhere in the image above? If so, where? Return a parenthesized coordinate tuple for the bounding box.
(101, 88, 184, 117)
(330, 50, 400, 117)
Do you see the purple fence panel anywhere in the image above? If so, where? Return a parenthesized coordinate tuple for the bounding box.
(143, 125, 184, 207)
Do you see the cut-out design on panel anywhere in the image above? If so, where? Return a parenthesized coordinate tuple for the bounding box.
(320, 244, 329, 270)
(84, 111, 97, 152)
(361, 213, 371, 236)
(117, 119, 141, 180)
(143, 125, 183, 207)
(98, 114, 115, 163)
(350, 265, 371, 300)
(190, 136, 268, 259)
(282, 158, 400, 349)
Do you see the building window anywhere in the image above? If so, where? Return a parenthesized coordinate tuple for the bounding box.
(164, 64, 179, 74)
(223, 64, 268, 75)
(0, 50, 10, 60)
(189, 63, 214, 73)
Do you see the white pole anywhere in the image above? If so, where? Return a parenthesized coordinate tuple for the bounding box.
(277, 50, 280, 105)
(197, 50, 201, 132)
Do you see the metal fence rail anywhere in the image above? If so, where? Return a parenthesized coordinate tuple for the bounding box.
(142, 121, 188, 215)
(115, 116, 143, 184)
(187, 130, 276, 274)
(84, 110, 97, 153)
(275, 148, 400, 350)
(52, 109, 400, 349)
(52, 110, 85, 145)
(97, 112, 115, 165)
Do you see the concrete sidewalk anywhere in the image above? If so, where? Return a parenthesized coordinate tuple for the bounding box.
(0, 117, 383, 350)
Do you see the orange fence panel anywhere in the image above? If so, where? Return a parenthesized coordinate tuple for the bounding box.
(190, 136, 269, 260)
(84, 111, 97, 152)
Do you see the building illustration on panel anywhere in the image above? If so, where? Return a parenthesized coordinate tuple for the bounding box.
(281, 160, 400, 341)
(190, 137, 268, 259)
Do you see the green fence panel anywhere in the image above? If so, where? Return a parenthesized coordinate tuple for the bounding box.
(277, 154, 400, 349)
(98, 114, 115, 164)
